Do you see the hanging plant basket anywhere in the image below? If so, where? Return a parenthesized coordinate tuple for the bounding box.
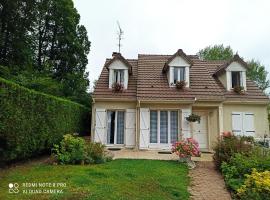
(233, 86, 244, 94)
(186, 113, 201, 123)
(175, 80, 186, 89)
(112, 82, 124, 92)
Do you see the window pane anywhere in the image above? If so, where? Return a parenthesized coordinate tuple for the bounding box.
(179, 67, 185, 81)
(107, 111, 115, 144)
(232, 72, 241, 88)
(170, 111, 178, 143)
(120, 70, 124, 83)
(114, 70, 118, 83)
(160, 111, 168, 143)
(116, 111, 124, 144)
(150, 111, 158, 143)
(174, 68, 178, 84)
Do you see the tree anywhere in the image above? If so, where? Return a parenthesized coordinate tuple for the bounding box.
(198, 44, 270, 92)
(0, 0, 91, 107)
(246, 59, 270, 91)
(198, 44, 234, 60)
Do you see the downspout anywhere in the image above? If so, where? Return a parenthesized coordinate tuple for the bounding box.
(135, 100, 141, 150)
(91, 98, 95, 141)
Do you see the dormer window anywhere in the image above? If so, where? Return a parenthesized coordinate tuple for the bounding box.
(114, 69, 124, 84)
(231, 71, 242, 88)
(173, 67, 185, 84)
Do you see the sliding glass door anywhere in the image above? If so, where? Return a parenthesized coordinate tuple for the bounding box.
(107, 111, 124, 144)
(150, 110, 179, 144)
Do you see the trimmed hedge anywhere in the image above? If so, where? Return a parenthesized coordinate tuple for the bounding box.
(0, 77, 90, 164)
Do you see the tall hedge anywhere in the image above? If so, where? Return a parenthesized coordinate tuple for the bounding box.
(0, 77, 91, 164)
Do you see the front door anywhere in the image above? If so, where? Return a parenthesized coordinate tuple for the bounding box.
(192, 111, 208, 149)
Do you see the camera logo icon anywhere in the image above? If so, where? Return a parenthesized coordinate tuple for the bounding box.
(8, 183, 19, 193)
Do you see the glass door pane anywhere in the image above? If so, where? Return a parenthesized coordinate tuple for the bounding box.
(116, 111, 124, 144)
(170, 111, 178, 143)
(107, 111, 115, 144)
(160, 111, 168, 143)
(150, 111, 158, 143)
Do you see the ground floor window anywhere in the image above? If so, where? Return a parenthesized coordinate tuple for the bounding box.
(107, 110, 125, 144)
(232, 112, 255, 136)
(150, 110, 179, 144)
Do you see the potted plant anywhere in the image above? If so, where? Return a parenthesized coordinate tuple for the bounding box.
(186, 114, 201, 123)
(172, 138, 200, 169)
(112, 82, 124, 92)
(175, 80, 186, 89)
(233, 86, 244, 94)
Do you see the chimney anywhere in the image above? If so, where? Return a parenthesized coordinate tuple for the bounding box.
(112, 52, 121, 57)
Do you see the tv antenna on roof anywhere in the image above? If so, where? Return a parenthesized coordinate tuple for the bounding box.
(117, 21, 124, 53)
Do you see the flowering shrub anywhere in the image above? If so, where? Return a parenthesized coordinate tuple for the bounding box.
(237, 169, 270, 199)
(213, 132, 253, 169)
(112, 82, 124, 92)
(175, 80, 186, 89)
(172, 138, 200, 158)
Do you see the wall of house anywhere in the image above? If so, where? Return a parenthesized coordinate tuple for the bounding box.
(218, 73, 227, 89)
(223, 104, 269, 137)
(91, 101, 137, 141)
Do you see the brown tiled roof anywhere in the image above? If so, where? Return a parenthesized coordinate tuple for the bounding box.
(104, 52, 133, 75)
(93, 59, 137, 100)
(162, 49, 193, 73)
(93, 52, 269, 102)
(213, 54, 248, 76)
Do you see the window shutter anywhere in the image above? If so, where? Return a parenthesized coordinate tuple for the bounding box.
(94, 108, 107, 144)
(185, 67, 189, 87)
(109, 69, 114, 88)
(243, 113, 255, 136)
(125, 109, 136, 147)
(182, 109, 191, 138)
(170, 67, 174, 85)
(139, 108, 150, 149)
(232, 112, 243, 136)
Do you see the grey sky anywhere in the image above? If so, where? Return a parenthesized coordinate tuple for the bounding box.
(73, 0, 270, 90)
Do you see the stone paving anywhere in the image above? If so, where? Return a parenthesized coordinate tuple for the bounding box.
(110, 149, 214, 161)
(189, 162, 232, 200)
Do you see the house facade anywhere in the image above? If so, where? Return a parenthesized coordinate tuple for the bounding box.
(92, 49, 269, 151)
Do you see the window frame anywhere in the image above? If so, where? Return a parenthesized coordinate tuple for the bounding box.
(113, 69, 124, 84)
(106, 110, 125, 145)
(149, 110, 179, 144)
(173, 67, 186, 84)
(231, 71, 242, 88)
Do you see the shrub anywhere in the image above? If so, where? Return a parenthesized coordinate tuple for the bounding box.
(213, 134, 253, 169)
(84, 142, 112, 164)
(0, 77, 91, 164)
(221, 150, 270, 192)
(53, 134, 85, 164)
(53, 134, 112, 165)
(237, 169, 270, 200)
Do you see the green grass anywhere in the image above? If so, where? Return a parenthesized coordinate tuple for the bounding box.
(0, 159, 190, 200)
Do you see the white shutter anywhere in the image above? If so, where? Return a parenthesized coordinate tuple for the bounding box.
(232, 112, 243, 136)
(125, 109, 136, 147)
(139, 108, 150, 149)
(124, 70, 128, 89)
(94, 108, 106, 144)
(242, 72, 247, 90)
(170, 67, 174, 85)
(243, 113, 255, 136)
(109, 69, 114, 88)
(226, 71, 231, 91)
(182, 109, 191, 138)
(185, 67, 189, 87)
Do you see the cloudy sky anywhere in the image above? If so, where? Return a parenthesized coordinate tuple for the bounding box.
(73, 0, 270, 90)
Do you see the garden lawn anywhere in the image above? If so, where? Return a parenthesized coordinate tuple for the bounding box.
(0, 159, 189, 200)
